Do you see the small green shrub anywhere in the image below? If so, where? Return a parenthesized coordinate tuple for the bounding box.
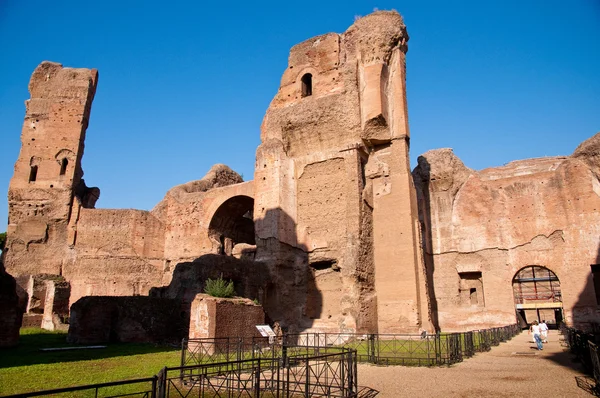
(204, 275, 235, 298)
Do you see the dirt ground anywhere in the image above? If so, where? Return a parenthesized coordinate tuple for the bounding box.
(357, 330, 593, 397)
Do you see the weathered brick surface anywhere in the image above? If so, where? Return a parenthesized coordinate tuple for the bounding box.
(189, 294, 264, 340)
(6, 12, 600, 337)
(67, 296, 187, 344)
(413, 134, 600, 331)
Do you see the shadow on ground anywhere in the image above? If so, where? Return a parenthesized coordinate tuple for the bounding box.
(0, 328, 177, 369)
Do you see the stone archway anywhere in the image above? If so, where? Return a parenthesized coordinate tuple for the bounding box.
(512, 265, 563, 328)
(207, 195, 255, 256)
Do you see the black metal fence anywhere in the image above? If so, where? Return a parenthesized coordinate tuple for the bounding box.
(5, 325, 519, 398)
(169, 346, 357, 397)
(1, 377, 157, 398)
(4, 346, 357, 398)
(182, 324, 520, 368)
(562, 326, 600, 394)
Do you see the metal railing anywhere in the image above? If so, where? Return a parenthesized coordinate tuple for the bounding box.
(562, 325, 600, 394)
(168, 346, 357, 397)
(1, 377, 157, 398)
(5, 325, 519, 397)
(4, 345, 357, 398)
(182, 324, 520, 368)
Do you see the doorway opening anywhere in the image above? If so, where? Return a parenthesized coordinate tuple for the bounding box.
(512, 265, 563, 329)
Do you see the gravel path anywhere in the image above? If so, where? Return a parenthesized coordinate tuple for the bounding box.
(357, 330, 592, 397)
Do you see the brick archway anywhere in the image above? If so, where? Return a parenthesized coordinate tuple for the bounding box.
(513, 265, 563, 327)
(207, 195, 254, 255)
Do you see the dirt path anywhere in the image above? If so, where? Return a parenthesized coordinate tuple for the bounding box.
(357, 330, 592, 397)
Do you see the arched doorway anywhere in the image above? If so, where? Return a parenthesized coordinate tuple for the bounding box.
(208, 195, 255, 256)
(512, 265, 563, 328)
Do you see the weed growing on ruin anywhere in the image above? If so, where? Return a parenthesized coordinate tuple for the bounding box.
(204, 275, 235, 298)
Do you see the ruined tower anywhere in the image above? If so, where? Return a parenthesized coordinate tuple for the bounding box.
(5, 62, 99, 277)
(255, 11, 432, 333)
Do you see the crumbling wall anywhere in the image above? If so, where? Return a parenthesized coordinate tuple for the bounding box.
(414, 133, 600, 330)
(189, 294, 264, 341)
(152, 165, 252, 264)
(255, 11, 430, 333)
(66, 208, 165, 304)
(5, 62, 98, 280)
(149, 254, 271, 310)
(67, 296, 186, 344)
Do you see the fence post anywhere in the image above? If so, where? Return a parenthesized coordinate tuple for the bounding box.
(435, 332, 442, 365)
(254, 359, 261, 398)
(151, 375, 158, 398)
(369, 334, 376, 364)
(156, 367, 167, 398)
(180, 338, 187, 368)
(305, 357, 310, 398)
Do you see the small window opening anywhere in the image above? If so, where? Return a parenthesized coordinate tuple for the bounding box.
(29, 166, 38, 182)
(218, 235, 225, 255)
(470, 288, 478, 305)
(301, 73, 313, 97)
(310, 260, 339, 271)
(459, 271, 483, 307)
(59, 158, 68, 176)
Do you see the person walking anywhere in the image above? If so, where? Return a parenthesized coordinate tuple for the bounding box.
(529, 320, 543, 350)
(539, 320, 549, 343)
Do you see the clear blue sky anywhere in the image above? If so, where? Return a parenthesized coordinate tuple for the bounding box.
(1, 0, 599, 231)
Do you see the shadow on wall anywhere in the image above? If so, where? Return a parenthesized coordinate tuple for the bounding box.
(66, 208, 321, 344)
(540, 241, 600, 376)
(151, 206, 321, 334)
(568, 242, 600, 332)
(412, 157, 440, 332)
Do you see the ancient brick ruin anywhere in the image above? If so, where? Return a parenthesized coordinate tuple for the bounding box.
(2, 11, 600, 346)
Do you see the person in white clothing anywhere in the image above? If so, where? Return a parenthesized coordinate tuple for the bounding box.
(539, 320, 549, 343)
(529, 320, 543, 350)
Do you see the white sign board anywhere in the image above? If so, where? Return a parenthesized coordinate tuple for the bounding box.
(256, 325, 276, 337)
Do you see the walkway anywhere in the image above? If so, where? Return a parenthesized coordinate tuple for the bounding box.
(358, 330, 593, 397)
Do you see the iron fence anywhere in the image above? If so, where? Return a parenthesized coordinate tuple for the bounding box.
(5, 325, 519, 397)
(183, 324, 519, 368)
(4, 346, 357, 398)
(562, 326, 600, 394)
(167, 346, 357, 397)
(1, 377, 157, 398)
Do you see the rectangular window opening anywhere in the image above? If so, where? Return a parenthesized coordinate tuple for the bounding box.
(29, 165, 38, 182)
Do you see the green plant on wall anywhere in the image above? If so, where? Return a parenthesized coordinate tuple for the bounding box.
(204, 275, 235, 298)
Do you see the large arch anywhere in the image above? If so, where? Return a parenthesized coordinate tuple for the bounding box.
(207, 195, 255, 255)
(512, 265, 563, 328)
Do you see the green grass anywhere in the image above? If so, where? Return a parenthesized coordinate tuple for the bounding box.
(0, 328, 180, 396)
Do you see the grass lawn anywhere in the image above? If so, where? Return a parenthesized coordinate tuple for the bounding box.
(0, 328, 180, 396)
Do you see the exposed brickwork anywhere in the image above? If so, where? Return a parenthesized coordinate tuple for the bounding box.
(5, 12, 600, 337)
(67, 296, 187, 344)
(413, 136, 600, 331)
(189, 294, 264, 340)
